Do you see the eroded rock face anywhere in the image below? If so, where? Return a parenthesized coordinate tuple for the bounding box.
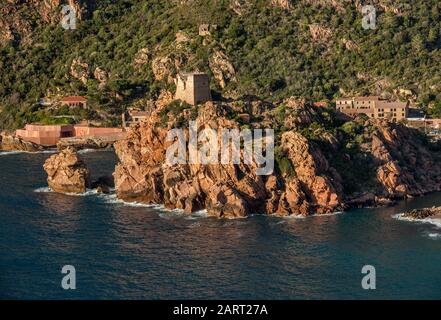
(70, 58, 90, 85)
(43, 147, 91, 193)
(152, 56, 175, 83)
(0, 0, 86, 46)
(113, 101, 346, 218)
(93, 67, 108, 89)
(309, 24, 333, 43)
(281, 131, 343, 213)
(0, 131, 43, 152)
(271, 0, 293, 10)
(209, 50, 236, 89)
(112, 97, 441, 218)
(133, 48, 150, 70)
(369, 121, 441, 198)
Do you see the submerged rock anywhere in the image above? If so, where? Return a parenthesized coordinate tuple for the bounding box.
(43, 147, 91, 194)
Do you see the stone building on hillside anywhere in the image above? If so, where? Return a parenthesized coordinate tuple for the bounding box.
(336, 96, 408, 122)
(122, 109, 150, 128)
(174, 72, 212, 106)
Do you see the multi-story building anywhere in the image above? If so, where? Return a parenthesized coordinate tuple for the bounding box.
(336, 96, 408, 122)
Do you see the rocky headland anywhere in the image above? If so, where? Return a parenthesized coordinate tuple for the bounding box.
(108, 97, 441, 218)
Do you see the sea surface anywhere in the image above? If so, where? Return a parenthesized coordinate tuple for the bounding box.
(1, 150, 441, 299)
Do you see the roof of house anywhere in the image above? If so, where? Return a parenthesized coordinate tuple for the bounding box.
(313, 101, 329, 107)
(336, 96, 380, 102)
(376, 100, 408, 109)
(353, 96, 380, 101)
(60, 96, 87, 102)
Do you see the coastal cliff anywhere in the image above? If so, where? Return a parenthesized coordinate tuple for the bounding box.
(112, 98, 441, 218)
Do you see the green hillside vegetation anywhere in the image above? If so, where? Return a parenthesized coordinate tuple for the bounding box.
(0, 0, 440, 129)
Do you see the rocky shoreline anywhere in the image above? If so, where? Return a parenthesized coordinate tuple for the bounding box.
(40, 97, 441, 219)
(0, 131, 45, 152)
(57, 132, 126, 151)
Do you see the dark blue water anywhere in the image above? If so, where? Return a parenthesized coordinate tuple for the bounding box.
(1, 151, 441, 299)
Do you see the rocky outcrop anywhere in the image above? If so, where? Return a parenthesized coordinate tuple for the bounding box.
(230, 0, 252, 15)
(341, 38, 360, 51)
(70, 58, 90, 85)
(309, 24, 333, 43)
(281, 131, 343, 213)
(57, 132, 126, 151)
(369, 121, 441, 198)
(152, 56, 175, 83)
(112, 97, 441, 218)
(93, 67, 108, 89)
(0, 0, 87, 46)
(133, 48, 150, 70)
(401, 206, 441, 220)
(113, 100, 346, 218)
(43, 147, 91, 193)
(0, 131, 44, 152)
(271, 0, 293, 10)
(209, 50, 237, 89)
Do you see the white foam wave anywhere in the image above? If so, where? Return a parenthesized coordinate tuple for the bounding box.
(184, 210, 210, 220)
(0, 151, 26, 156)
(393, 213, 441, 228)
(0, 149, 57, 156)
(34, 187, 52, 193)
(266, 210, 343, 220)
(78, 148, 108, 154)
(34, 187, 99, 197)
(312, 211, 344, 217)
(99, 193, 163, 208)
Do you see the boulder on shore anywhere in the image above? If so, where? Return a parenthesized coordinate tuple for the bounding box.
(43, 147, 91, 193)
(0, 131, 44, 152)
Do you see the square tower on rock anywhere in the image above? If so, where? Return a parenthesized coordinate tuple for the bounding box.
(174, 73, 212, 105)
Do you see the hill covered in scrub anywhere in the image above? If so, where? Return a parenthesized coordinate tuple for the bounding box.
(1, 0, 441, 129)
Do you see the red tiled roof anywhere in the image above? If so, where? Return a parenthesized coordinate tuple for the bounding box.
(336, 96, 380, 102)
(60, 96, 87, 102)
(313, 101, 329, 107)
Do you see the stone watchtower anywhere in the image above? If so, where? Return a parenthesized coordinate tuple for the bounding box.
(174, 73, 212, 105)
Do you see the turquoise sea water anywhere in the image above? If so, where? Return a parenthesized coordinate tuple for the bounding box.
(1, 150, 441, 299)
